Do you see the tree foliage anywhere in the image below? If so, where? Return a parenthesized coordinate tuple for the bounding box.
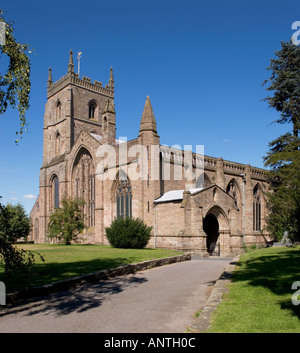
(0, 236, 44, 275)
(264, 134, 300, 240)
(48, 198, 86, 245)
(263, 41, 300, 241)
(0, 198, 44, 275)
(0, 10, 31, 142)
(105, 217, 152, 249)
(263, 41, 300, 137)
(0, 202, 31, 242)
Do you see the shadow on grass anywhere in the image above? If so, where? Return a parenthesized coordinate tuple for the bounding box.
(1, 256, 147, 294)
(0, 257, 148, 318)
(232, 247, 300, 320)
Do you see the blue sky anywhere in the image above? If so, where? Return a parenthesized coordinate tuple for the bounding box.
(0, 0, 298, 215)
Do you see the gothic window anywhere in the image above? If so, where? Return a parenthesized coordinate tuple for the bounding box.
(213, 187, 217, 202)
(52, 175, 59, 208)
(55, 132, 61, 155)
(226, 179, 239, 207)
(56, 100, 62, 120)
(253, 185, 261, 231)
(196, 173, 211, 188)
(88, 100, 97, 119)
(116, 175, 132, 219)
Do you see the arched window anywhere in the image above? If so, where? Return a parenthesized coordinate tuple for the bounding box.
(196, 173, 211, 188)
(253, 185, 261, 231)
(116, 173, 132, 219)
(56, 100, 62, 120)
(226, 179, 240, 207)
(213, 187, 217, 202)
(52, 175, 59, 208)
(88, 100, 97, 119)
(55, 132, 61, 155)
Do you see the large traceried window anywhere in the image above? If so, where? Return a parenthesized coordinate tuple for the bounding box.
(116, 174, 132, 219)
(72, 148, 95, 227)
(253, 185, 261, 231)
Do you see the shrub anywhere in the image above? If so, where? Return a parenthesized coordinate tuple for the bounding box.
(105, 217, 152, 249)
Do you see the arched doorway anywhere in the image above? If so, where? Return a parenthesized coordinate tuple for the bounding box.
(203, 213, 220, 255)
(203, 205, 230, 256)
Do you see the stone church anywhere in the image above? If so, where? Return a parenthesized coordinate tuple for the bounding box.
(30, 51, 271, 256)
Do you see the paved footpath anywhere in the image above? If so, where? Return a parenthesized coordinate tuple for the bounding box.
(0, 255, 232, 333)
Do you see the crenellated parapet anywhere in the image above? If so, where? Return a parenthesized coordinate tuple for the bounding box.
(47, 71, 114, 99)
(47, 50, 114, 99)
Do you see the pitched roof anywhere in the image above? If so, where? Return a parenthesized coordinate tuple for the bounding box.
(154, 188, 203, 203)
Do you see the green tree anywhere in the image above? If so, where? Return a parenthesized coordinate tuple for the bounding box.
(263, 41, 300, 137)
(263, 41, 300, 241)
(0, 202, 31, 242)
(264, 134, 300, 240)
(0, 198, 43, 275)
(48, 198, 86, 245)
(0, 10, 31, 142)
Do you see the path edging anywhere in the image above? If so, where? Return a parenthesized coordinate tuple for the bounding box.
(190, 255, 240, 333)
(5, 253, 191, 305)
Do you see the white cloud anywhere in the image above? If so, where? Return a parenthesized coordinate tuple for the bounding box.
(10, 197, 18, 201)
(23, 194, 36, 199)
(222, 138, 230, 143)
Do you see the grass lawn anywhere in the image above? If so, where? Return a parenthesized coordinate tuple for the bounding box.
(0, 244, 183, 294)
(206, 246, 300, 333)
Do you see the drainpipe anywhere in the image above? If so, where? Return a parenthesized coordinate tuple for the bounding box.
(153, 202, 157, 249)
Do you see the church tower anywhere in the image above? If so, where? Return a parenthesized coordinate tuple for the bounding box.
(43, 50, 115, 165)
(32, 51, 116, 243)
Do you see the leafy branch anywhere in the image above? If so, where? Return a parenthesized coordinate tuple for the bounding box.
(0, 9, 32, 143)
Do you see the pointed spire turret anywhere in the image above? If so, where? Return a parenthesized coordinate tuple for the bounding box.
(109, 67, 114, 90)
(68, 50, 74, 73)
(139, 96, 157, 134)
(47, 67, 53, 87)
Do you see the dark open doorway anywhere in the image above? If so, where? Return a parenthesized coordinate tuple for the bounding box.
(203, 213, 220, 256)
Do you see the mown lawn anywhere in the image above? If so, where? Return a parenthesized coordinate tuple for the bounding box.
(0, 244, 183, 294)
(206, 246, 300, 333)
